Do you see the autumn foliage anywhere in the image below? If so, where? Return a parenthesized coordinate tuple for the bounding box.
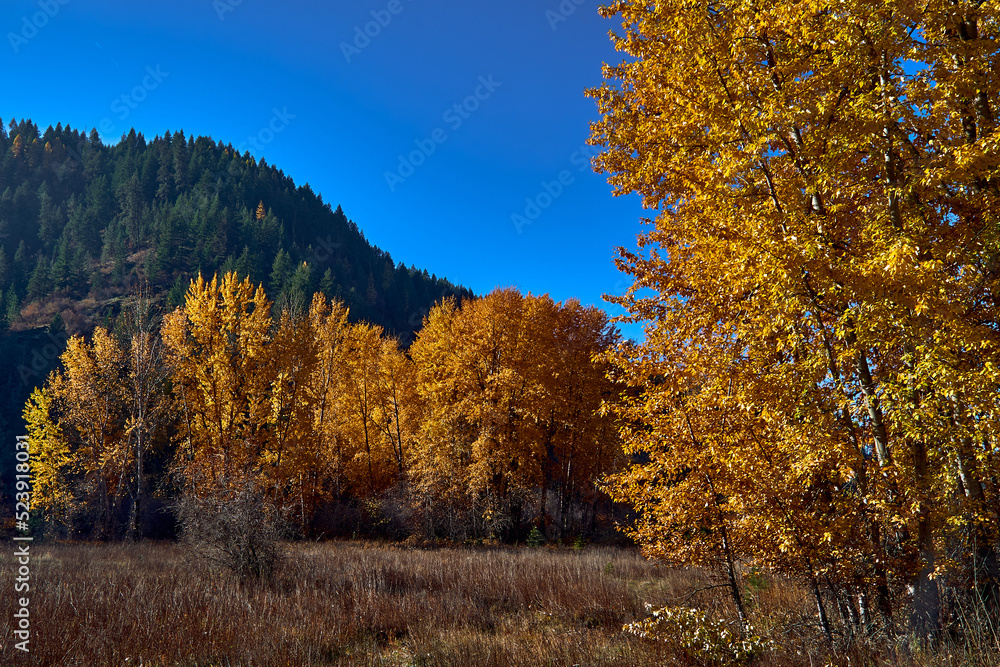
(25, 275, 621, 542)
(409, 288, 621, 539)
(592, 0, 999, 641)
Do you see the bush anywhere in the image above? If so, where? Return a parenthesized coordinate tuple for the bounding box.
(624, 605, 772, 666)
(174, 478, 284, 583)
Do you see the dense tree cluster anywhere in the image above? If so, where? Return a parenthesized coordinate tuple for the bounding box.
(24, 275, 622, 543)
(593, 0, 999, 641)
(0, 118, 472, 513)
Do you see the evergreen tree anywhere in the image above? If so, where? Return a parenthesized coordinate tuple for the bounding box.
(37, 183, 65, 248)
(167, 274, 188, 310)
(270, 248, 293, 297)
(26, 254, 51, 301)
(0, 245, 8, 288)
(319, 267, 335, 299)
(4, 284, 18, 326)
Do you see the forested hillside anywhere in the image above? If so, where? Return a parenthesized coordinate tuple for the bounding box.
(0, 118, 470, 333)
(0, 117, 471, 502)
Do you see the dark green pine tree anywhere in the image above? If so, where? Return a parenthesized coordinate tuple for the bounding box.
(37, 183, 65, 248)
(69, 247, 90, 296)
(82, 175, 113, 256)
(0, 245, 8, 288)
(3, 285, 17, 328)
(26, 254, 51, 301)
(270, 248, 293, 298)
(11, 241, 29, 294)
(155, 136, 173, 202)
(50, 236, 70, 292)
(319, 267, 335, 299)
(285, 260, 312, 314)
(172, 130, 189, 193)
(89, 266, 107, 295)
(232, 246, 256, 284)
(167, 274, 188, 310)
(116, 173, 144, 247)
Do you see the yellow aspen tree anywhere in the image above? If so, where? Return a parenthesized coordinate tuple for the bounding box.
(121, 287, 170, 539)
(306, 293, 353, 502)
(592, 0, 999, 638)
(24, 295, 170, 538)
(56, 327, 130, 537)
(373, 336, 417, 477)
(447, 289, 548, 537)
(408, 297, 472, 534)
(23, 386, 79, 529)
(265, 305, 319, 513)
(340, 322, 396, 496)
(161, 272, 274, 492)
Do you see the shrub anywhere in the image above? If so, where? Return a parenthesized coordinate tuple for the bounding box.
(174, 477, 284, 583)
(624, 605, 772, 666)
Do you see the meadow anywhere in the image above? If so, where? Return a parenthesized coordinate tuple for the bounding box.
(2, 540, 998, 666)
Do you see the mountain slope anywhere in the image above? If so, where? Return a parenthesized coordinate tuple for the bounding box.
(0, 117, 472, 339)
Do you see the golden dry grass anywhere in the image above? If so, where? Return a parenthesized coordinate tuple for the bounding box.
(1, 541, 996, 666)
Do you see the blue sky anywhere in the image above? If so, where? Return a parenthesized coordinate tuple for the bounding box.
(2, 0, 645, 340)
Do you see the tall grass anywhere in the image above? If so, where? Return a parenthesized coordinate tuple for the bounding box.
(1, 541, 997, 666)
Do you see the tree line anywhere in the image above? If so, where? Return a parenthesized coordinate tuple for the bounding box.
(24, 274, 622, 543)
(0, 118, 471, 339)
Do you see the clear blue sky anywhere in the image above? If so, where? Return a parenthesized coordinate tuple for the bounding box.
(2, 0, 645, 340)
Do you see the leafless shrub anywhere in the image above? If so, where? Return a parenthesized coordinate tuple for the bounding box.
(174, 476, 284, 583)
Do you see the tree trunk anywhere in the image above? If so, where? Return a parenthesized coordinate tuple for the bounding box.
(910, 437, 941, 642)
(719, 516, 748, 633)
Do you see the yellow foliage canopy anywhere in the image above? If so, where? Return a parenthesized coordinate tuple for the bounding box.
(593, 0, 1000, 632)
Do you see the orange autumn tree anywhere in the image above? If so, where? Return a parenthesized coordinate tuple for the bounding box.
(592, 0, 999, 638)
(542, 299, 623, 534)
(304, 293, 354, 502)
(265, 303, 320, 509)
(377, 337, 417, 476)
(409, 288, 621, 540)
(161, 273, 414, 528)
(339, 322, 400, 496)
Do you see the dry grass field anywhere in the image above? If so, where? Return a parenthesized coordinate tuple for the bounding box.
(1, 541, 997, 666)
